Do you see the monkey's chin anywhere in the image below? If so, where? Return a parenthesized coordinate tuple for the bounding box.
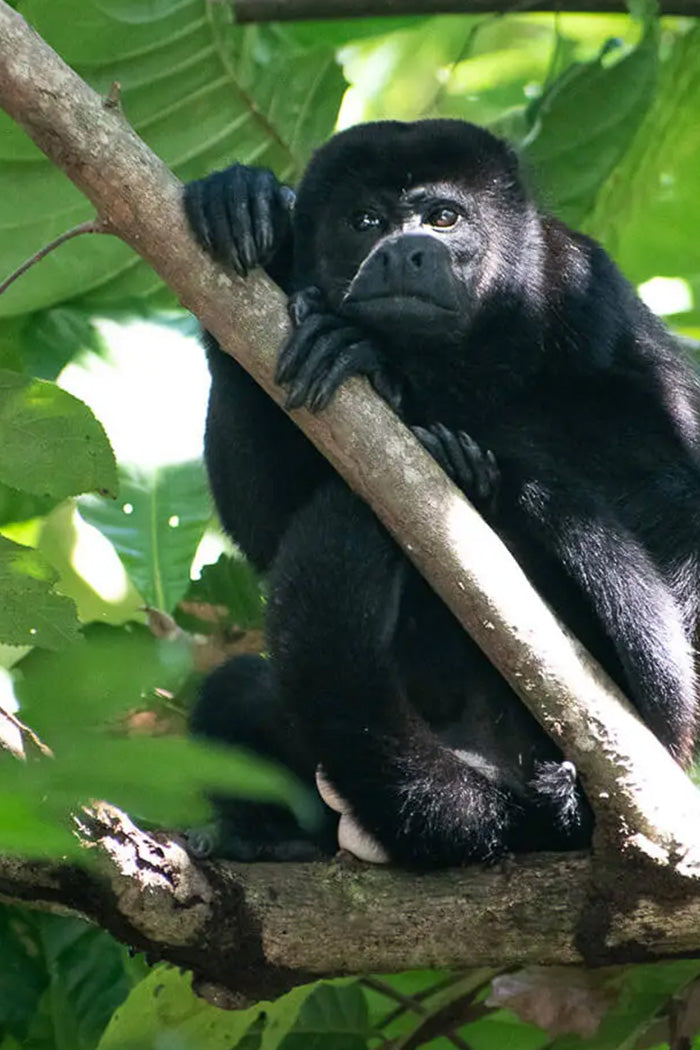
(342, 295, 459, 339)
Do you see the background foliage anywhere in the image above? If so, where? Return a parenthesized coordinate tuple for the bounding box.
(1, 0, 700, 1047)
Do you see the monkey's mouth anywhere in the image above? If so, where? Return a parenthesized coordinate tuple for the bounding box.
(341, 294, 459, 334)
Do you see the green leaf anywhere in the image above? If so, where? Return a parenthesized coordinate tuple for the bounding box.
(10, 622, 314, 830)
(13, 622, 190, 733)
(588, 24, 700, 285)
(262, 981, 370, 1050)
(80, 460, 212, 612)
(100, 976, 370, 1050)
(0, 481, 58, 527)
(177, 552, 264, 633)
(0, 370, 117, 500)
(15, 910, 130, 1050)
(0, 534, 80, 650)
(523, 26, 658, 228)
(97, 966, 260, 1050)
(21, 307, 107, 381)
(0, 791, 76, 857)
(0, 906, 48, 1042)
(0, 0, 345, 318)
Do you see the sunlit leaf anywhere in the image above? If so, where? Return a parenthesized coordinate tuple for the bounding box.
(523, 26, 658, 228)
(80, 461, 212, 612)
(0, 534, 80, 650)
(13, 622, 191, 733)
(0, 370, 117, 499)
(589, 24, 700, 285)
(0, 0, 346, 318)
(97, 966, 259, 1050)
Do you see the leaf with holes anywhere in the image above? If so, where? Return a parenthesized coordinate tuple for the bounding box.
(0, 369, 116, 500)
(0, 534, 80, 650)
(80, 460, 211, 612)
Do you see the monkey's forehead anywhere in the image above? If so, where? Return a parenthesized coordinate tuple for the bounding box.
(298, 119, 518, 196)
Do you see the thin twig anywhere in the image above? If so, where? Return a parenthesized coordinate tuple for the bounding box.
(0, 704, 53, 758)
(365, 974, 478, 1050)
(361, 976, 428, 1015)
(0, 219, 104, 296)
(369, 973, 468, 1029)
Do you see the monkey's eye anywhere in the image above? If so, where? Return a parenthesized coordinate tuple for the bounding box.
(426, 206, 459, 229)
(350, 211, 383, 232)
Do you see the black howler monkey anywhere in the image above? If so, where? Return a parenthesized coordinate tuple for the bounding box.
(184, 119, 700, 867)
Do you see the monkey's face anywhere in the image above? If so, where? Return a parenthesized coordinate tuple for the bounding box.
(292, 119, 537, 346)
(337, 183, 486, 340)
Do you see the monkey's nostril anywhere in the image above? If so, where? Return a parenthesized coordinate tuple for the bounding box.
(409, 250, 423, 269)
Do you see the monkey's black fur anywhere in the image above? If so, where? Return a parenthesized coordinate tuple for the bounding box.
(185, 119, 700, 867)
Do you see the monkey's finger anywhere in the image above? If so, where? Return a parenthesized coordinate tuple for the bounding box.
(455, 431, 490, 501)
(287, 329, 362, 410)
(411, 426, 452, 476)
(200, 170, 246, 275)
(276, 316, 349, 386)
(433, 423, 475, 487)
(370, 368, 402, 411)
(250, 170, 287, 261)
(285, 337, 339, 410)
(276, 315, 333, 384)
(227, 168, 258, 276)
(288, 286, 325, 327)
(308, 342, 379, 412)
(183, 178, 212, 254)
(484, 449, 501, 504)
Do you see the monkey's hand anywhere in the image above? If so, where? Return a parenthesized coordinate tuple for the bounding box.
(276, 287, 402, 413)
(184, 164, 295, 277)
(413, 423, 500, 513)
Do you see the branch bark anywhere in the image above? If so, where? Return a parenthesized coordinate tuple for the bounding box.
(233, 0, 700, 19)
(2, 805, 700, 998)
(1, 0, 700, 982)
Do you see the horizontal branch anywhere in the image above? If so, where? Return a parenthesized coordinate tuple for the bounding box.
(233, 0, 700, 20)
(2, 2, 700, 876)
(1, 808, 700, 996)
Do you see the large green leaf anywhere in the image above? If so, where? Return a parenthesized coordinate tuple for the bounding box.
(0, 906, 48, 1044)
(0, 0, 346, 320)
(13, 622, 191, 733)
(0, 534, 80, 650)
(98, 971, 369, 1050)
(523, 25, 658, 229)
(8, 622, 315, 834)
(0, 905, 133, 1050)
(261, 982, 369, 1050)
(0, 481, 58, 528)
(80, 460, 212, 612)
(0, 370, 117, 500)
(588, 24, 700, 285)
(20, 912, 131, 1050)
(96, 966, 259, 1050)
